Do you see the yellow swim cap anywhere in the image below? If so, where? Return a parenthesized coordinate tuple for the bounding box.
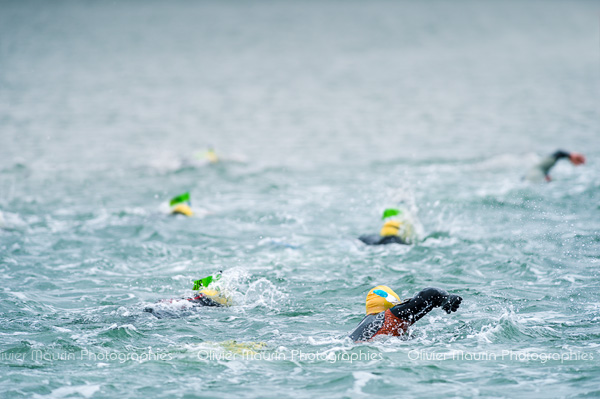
(380, 220, 401, 237)
(171, 204, 193, 217)
(365, 285, 400, 315)
(206, 149, 219, 164)
(199, 288, 232, 306)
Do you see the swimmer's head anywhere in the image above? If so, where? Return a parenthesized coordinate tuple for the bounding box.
(169, 192, 192, 216)
(199, 288, 233, 306)
(365, 285, 400, 315)
(206, 148, 219, 163)
(171, 203, 193, 217)
(380, 220, 401, 237)
(569, 152, 585, 166)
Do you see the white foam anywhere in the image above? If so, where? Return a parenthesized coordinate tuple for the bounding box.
(36, 384, 101, 399)
(241, 278, 288, 310)
(350, 371, 381, 395)
(8, 291, 28, 301)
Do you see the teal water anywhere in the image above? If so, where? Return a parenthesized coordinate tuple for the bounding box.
(1, 1, 599, 398)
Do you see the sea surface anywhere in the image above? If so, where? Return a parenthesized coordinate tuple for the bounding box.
(1, 1, 599, 398)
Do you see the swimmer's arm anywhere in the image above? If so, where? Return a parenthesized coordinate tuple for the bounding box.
(552, 150, 571, 160)
(537, 150, 570, 177)
(389, 287, 462, 324)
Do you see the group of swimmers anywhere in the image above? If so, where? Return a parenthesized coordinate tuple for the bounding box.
(362, 149, 586, 247)
(148, 149, 585, 342)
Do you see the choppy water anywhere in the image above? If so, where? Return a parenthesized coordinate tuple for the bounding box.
(1, 1, 599, 398)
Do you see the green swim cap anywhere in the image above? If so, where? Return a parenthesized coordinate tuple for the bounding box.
(170, 192, 190, 207)
(193, 272, 222, 290)
(382, 208, 401, 220)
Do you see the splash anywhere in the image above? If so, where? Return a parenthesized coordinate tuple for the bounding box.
(240, 278, 288, 310)
(385, 187, 425, 244)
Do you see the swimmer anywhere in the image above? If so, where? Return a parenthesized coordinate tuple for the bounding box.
(348, 285, 462, 342)
(188, 272, 231, 306)
(195, 147, 219, 164)
(525, 150, 586, 182)
(170, 192, 193, 216)
(358, 208, 414, 246)
(144, 272, 231, 317)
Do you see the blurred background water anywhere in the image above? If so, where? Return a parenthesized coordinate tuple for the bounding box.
(1, 0, 599, 397)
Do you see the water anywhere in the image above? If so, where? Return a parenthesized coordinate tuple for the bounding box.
(1, 0, 599, 397)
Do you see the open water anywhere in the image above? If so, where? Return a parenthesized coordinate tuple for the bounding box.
(1, 1, 599, 398)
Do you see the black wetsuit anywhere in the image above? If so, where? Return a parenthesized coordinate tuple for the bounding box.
(185, 293, 223, 307)
(144, 292, 222, 317)
(525, 150, 572, 181)
(348, 287, 461, 342)
(540, 150, 570, 177)
(358, 234, 407, 246)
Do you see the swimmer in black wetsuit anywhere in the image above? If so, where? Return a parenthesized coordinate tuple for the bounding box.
(144, 289, 231, 317)
(144, 273, 231, 317)
(359, 208, 414, 246)
(359, 230, 406, 245)
(525, 150, 585, 182)
(349, 285, 462, 342)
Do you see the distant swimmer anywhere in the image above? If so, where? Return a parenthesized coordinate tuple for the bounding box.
(188, 272, 232, 306)
(185, 147, 248, 167)
(358, 208, 415, 246)
(525, 150, 586, 182)
(195, 147, 219, 164)
(144, 272, 231, 317)
(170, 192, 193, 216)
(348, 285, 462, 342)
